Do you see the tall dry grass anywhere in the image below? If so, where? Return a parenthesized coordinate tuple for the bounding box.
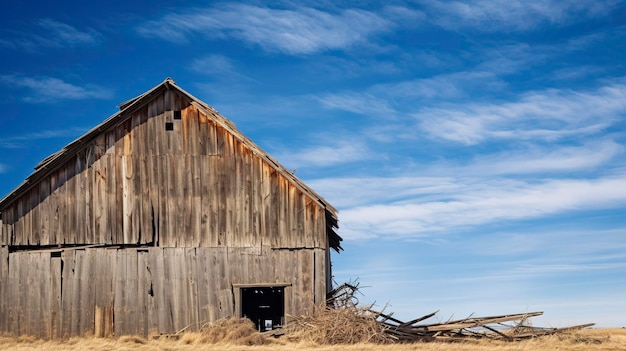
(1, 321, 625, 350)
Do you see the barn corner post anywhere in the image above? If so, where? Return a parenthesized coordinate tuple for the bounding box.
(0, 77, 342, 338)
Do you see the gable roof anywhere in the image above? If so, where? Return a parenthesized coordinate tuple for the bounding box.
(0, 78, 341, 250)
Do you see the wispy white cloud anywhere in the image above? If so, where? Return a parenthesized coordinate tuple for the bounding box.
(273, 138, 373, 169)
(191, 55, 236, 74)
(424, 0, 615, 32)
(317, 174, 626, 240)
(0, 127, 88, 149)
(316, 91, 397, 117)
(416, 82, 626, 144)
(432, 139, 624, 176)
(0, 18, 100, 50)
(0, 75, 112, 103)
(136, 4, 394, 54)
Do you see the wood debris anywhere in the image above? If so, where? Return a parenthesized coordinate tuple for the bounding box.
(321, 282, 595, 343)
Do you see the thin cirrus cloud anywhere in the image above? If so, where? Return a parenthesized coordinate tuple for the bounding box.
(334, 175, 626, 240)
(0, 18, 100, 50)
(0, 75, 112, 103)
(436, 140, 624, 176)
(416, 82, 626, 145)
(136, 4, 393, 54)
(273, 139, 373, 169)
(0, 127, 89, 149)
(423, 0, 615, 31)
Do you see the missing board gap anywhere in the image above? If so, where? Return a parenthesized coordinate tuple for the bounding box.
(173, 110, 182, 120)
(165, 122, 174, 131)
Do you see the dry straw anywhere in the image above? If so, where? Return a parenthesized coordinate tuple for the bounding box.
(280, 307, 395, 345)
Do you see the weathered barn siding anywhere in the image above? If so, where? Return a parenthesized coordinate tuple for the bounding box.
(1, 90, 328, 249)
(0, 79, 340, 338)
(0, 247, 325, 338)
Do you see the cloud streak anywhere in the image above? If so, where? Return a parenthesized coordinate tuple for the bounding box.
(0, 75, 112, 103)
(416, 82, 626, 144)
(423, 0, 615, 32)
(0, 18, 100, 50)
(0, 127, 88, 149)
(314, 173, 626, 240)
(136, 4, 393, 54)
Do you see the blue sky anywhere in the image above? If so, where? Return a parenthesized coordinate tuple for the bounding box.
(1, 1, 625, 328)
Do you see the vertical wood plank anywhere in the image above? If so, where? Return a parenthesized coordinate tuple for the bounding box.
(60, 250, 76, 338)
(0, 247, 7, 334)
(137, 250, 149, 336)
(114, 249, 128, 336)
(50, 255, 62, 339)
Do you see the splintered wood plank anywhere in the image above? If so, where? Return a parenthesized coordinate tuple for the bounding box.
(150, 248, 167, 334)
(114, 249, 128, 336)
(23, 253, 35, 336)
(148, 155, 160, 246)
(191, 155, 202, 247)
(313, 248, 326, 306)
(140, 155, 152, 245)
(211, 248, 230, 318)
(27, 190, 36, 245)
(250, 152, 261, 244)
(132, 112, 145, 244)
(185, 248, 199, 331)
(60, 250, 76, 338)
(84, 148, 95, 244)
(167, 156, 180, 247)
(125, 249, 139, 336)
(163, 249, 177, 333)
(199, 156, 217, 247)
(7, 252, 19, 334)
(0, 247, 7, 333)
(37, 252, 51, 339)
(121, 155, 132, 244)
(75, 156, 86, 245)
(115, 153, 124, 244)
(39, 178, 51, 245)
(178, 156, 191, 247)
(158, 156, 169, 246)
(224, 136, 235, 245)
(50, 255, 62, 339)
(173, 249, 188, 331)
(105, 155, 116, 244)
(137, 250, 149, 336)
(61, 160, 77, 244)
(145, 248, 158, 334)
(55, 168, 67, 245)
(93, 156, 108, 244)
(80, 250, 96, 335)
(260, 162, 271, 246)
(196, 249, 213, 323)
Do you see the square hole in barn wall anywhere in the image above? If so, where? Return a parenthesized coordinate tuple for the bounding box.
(165, 122, 174, 131)
(173, 110, 181, 120)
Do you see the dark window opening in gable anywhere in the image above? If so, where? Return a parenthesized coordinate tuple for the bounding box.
(173, 110, 181, 120)
(165, 122, 174, 131)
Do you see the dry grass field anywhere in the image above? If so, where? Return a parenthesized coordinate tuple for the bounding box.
(1, 326, 625, 351)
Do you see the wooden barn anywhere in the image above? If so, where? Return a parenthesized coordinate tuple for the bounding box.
(0, 78, 342, 338)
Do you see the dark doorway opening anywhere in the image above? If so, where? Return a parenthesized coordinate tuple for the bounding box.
(240, 286, 285, 331)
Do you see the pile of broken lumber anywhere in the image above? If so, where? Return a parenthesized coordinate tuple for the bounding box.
(326, 282, 594, 342)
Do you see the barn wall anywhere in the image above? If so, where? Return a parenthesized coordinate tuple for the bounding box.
(0, 247, 325, 338)
(0, 246, 7, 333)
(1, 89, 328, 249)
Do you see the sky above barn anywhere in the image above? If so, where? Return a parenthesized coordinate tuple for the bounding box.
(1, 0, 625, 328)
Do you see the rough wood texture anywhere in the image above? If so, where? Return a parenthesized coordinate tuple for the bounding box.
(1, 99, 333, 250)
(0, 247, 325, 337)
(0, 79, 341, 338)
